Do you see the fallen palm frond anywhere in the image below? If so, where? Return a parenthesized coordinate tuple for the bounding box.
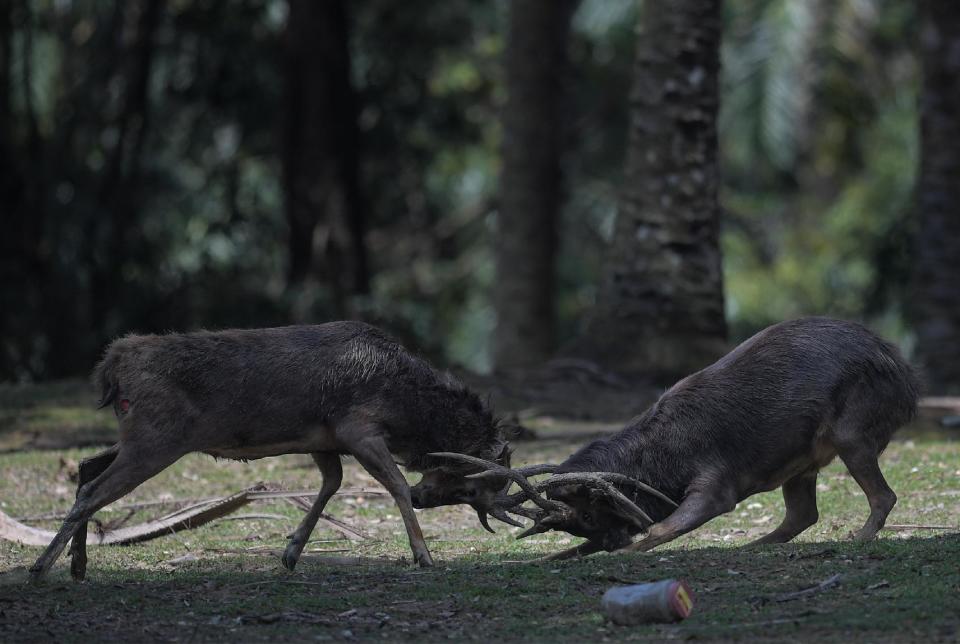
(13, 486, 387, 522)
(0, 484, 369, 547)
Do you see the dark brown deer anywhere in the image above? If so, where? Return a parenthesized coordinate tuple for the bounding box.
(30, 322, 516, 581)
(439, 318, 920, 559)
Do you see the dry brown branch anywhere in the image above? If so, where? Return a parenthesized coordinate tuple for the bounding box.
(282, 496, 367, 541)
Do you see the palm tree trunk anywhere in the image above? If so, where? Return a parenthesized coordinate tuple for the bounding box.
(283, 0, 369, 314)
(913, 0, 960, 393)
(494, 0, 576, 370)
(569, 0, 726, 379)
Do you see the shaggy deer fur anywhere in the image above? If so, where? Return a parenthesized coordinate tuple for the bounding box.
(488, 318, 921, 559)
(30, 322, 508, 580)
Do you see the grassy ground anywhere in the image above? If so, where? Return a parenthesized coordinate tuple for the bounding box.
(0, 380, 111, 452)
(0, 383, 958, 641)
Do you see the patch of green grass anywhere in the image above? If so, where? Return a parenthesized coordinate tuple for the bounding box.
(1, 431, 958, 641)
(0, 379, 115, 451)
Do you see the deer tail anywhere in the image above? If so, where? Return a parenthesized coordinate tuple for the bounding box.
(93, 347, 122, 409)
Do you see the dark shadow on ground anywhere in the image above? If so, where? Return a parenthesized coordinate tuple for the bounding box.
(2, 534, 957, 642)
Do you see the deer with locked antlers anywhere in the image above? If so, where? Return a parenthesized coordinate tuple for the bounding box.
(30, 321, 520, 581)
(436, 317, 920, 560)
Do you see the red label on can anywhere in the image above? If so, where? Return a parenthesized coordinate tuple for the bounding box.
(669, 580, 694, 619)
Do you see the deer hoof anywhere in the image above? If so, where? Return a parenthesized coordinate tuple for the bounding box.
(415, 551, 434, 568)
(851, 528, 879, 542)
(281, 543, 303, 571)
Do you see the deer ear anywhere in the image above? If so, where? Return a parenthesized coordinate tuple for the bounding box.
(97, 381, 119, 409)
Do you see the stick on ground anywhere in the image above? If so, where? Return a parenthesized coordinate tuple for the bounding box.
(774, 574, 843, 603)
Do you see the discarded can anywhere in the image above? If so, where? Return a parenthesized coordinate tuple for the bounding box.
(601, 579, 694, 625)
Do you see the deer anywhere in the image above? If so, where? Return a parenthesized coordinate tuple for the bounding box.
(29, 321, 519, 581)
(436, 317, 920, 560)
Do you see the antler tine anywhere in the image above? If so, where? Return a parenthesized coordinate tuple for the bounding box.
(467, 463, 559, 481)
(515, 521, 552, 540)
(427, 452, 562, 512)
(598, 483, 654, 528)
(517, 463, 560, 476)
(537, 473, 654, 527)
(475, 508, 496, 534)
(592, 473, 679, 508)
(501, 504, 540, 520)
(536, 472, 678, 508)
(487, 508, 525, 528)
(490, 490, 537, 514)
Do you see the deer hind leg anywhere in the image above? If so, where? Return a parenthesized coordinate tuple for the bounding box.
(342, 432, 433, 567)
(30, 444, 184, 580)
(68, 444, 120, 580)
(834, 437, 896, 541)
(750, 468, 820, 545)
(282, 452, 343, 571)
(829, 378, 901, 541)
(620, 486, 736, 553)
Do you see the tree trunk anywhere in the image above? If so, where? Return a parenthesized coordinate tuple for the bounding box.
(89, 0, 163, 314)
(0, 0, 21, 240)
(0, 0, 50, 379)
(283, 0, 369, 314)
(569, 0, 727, 379)
(493, 0, 576, 371)
(0, 0, 10, 133)
(913, 0, 960, 393)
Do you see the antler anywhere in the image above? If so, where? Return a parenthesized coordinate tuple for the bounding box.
(496, 470, 678, 541)
(537, 474, 653, 528)
(429, 451, 677, 541)
(467, 463, 559, 480)
(427, 452, 563, 513)
(539, 472, 678, 508)
(488, 507, 525, 528)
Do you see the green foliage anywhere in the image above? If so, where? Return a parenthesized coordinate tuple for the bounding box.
(0, 0, 922, 379)
(719, 0, 919, 345)
(556, 0, 921, 352)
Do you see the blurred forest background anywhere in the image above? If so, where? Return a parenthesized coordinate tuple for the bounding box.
(1, 0, 958, 394)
